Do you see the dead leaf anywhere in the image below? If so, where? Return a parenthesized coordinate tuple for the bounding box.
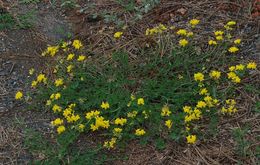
(176, 8, 187, 15)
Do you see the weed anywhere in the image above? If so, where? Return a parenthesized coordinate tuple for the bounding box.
(15, 19, 259, 163)
(0, 13, 16, 30)
(232, 127, 251, 157)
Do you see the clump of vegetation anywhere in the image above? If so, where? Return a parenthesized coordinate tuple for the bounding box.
(15, 19, 258, 163)
(0, 10, 36, 30)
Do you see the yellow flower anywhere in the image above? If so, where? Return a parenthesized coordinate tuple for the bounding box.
(114, 32, 123, 38)
(199, 88, 208, 95)
(55, 93, 61, 100)
(63, 108, 72, 118)
(52, 104, 62, 113)
(165, 120, 173, 129)
(66, 53, 75, 61)
(183, 106, 192, 114)
(15, 91, 23, 100)
(194, 72, 204, 82)
(235, 64, 245, 71)
(103, 137, 117, 149)
(46, 100, 52, 106)
(227, 21, 236, 26)
(36, 74, 47, 83)
(234, 39, 241, 44)
(196, 101, 207, 108)
(176, 29, 187, 36)
(42, 46, 59, 57)
(72, 40, 83, 49)
(29, 68, 35, 75)
(114, 118, 127, 126)
(227, 72, 241, 83)
(209, 70, 221, 80)
(31, 81, 37, 88)
(54, 78, 64, 87)
(85, 110, 100, 120)
(208, 40, 217, 45)
(67, 114, 80, 123)
(51, 118, 63, 126)
(216, 35, 223, 41)
(137, 98, 144, 105)
(222, 99, 237, 114)
(189, 19, 200, 27)
(91, 116, 110, 131)
(78, 124, 85, 132)
(229, 66, 236, 71)
(228, 46, 239, 53)
(67, 65, 73, 73)
(135, 128, 146, 136)
(179, 39, 188, 47)
(186, 135, 197, 144)
(214, 31, 224, 36)
(101, 101, 110, 110)
(77, 55, 86, 62)
(161, 105, 171, 116)
(57, 125, 65, 134)
(113, 127, 122, 136)
(127, 111, 138, 118)
(247, 62, 257, 69)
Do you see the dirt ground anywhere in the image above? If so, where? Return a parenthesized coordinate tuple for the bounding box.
(0, 0, 260, 164)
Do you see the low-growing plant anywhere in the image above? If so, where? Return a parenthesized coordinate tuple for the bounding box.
(0, 13, 16, 30)
(0, 10, 36, 30)
(16, 19, 258, 163)
(232, 127, 251, 157)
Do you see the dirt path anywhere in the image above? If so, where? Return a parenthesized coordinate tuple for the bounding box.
(0, 1, 72, 164)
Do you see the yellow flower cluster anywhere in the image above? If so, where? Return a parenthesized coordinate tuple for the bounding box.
(189, 19, 200, 28)
(227, 72, 241, 83)
(135, 128, 146, 136)
(114, 118, 127, 126)
(127, 110, 138, 118)
(85, 110, 100, 120)
(104, 137, 117, 149)
(161, 105, 171, 116)
(31, 73, 47, 88)
(145, 24, 167, 35)
(224, 21, 236, 30)
(54, 78, 64, 87)
(72, 40, 83, 49)
(179, 39, 188, 47)
(113, 128, 122, 136)
(90, 116, 110, 131)
(52, 104, 62, 113)
(184, 106, 202, 123)
(209, 70, 221, 80)
(51, 118, 63, 126)
(221, 99, 237, 114)
(42, 45, 59, 57)
(101, 101, 110, 110)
